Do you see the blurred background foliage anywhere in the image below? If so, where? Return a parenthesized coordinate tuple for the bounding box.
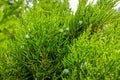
(0, 0, 23, 44)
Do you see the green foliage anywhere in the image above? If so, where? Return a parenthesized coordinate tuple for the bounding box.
(0, 0, 23, 44)
(69, 0, 120, 38)
(62, 23, 120, 79)
(0, 6, 4, 22)
(1, 0, 120, 80)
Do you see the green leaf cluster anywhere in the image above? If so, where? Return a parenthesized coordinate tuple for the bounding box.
(1, 0, 120, 80)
